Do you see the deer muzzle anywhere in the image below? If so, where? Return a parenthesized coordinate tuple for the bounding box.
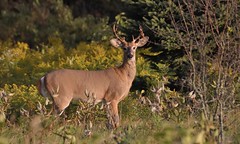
(127, 53, 134, 59)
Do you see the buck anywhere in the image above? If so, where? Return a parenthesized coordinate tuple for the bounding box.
(37, 25, 149, 128)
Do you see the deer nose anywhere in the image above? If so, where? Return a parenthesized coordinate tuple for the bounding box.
(127, 53, 133, 59)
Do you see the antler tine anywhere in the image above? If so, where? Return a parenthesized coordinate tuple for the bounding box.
(139, 25, 145, 37)
(113, 24, 127, 44)
(132, 35, 135, 41)
(133, 25, 145, 42)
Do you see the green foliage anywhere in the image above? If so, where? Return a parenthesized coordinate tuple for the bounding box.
(0, 40, 109, 85)
(4, 84, 41, 112)
(0, 37, 160, 117)
(0, 38, 161, 89)
(169, 1, 240, 143)
(116, 0, 184, 88)
(0, 38, 218, 143)
(0, 0, 112, 48)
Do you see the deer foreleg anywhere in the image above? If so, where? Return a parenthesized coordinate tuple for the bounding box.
(52, 96, 71, 116)
(108, 100, 119, 128)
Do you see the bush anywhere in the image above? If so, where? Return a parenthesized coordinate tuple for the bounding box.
(0, 0, 112, 48)
(0, 37, 160, 118)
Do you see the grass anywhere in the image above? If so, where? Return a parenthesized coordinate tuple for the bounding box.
(1, 94, 240, 144)
(0, 95, 185, 144)
(0, 115, 191, 144)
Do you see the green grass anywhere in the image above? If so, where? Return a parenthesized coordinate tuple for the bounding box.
(0, 115, 190, 144)
(1, 101, 240, 144)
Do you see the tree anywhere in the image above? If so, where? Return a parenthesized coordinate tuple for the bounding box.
(170, 0, 240, 143)
(0, 0, 112, 48)
(116, 0, 183, 88)
(118, 0, 240, 142)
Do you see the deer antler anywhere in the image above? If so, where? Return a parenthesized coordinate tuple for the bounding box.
(113, 24, 127, 45)
(132, 25, 145, 42)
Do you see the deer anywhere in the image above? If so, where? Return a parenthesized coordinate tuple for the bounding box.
(37, 25, 149, 128)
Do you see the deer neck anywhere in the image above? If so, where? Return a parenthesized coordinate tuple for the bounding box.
(119, 56, 136, 81)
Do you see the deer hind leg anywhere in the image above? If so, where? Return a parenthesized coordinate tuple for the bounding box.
(106, 100, 119, 128)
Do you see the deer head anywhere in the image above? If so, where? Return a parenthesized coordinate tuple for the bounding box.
(110, 25, 149, 61)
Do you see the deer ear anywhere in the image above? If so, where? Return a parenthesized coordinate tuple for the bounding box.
(136, 36, 149, 47)
(110, 38, 123, 48)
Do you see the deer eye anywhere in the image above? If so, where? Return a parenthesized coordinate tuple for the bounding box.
(123, 47, 127, 51)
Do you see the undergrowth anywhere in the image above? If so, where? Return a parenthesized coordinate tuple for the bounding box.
(0, 40, 239, 143)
